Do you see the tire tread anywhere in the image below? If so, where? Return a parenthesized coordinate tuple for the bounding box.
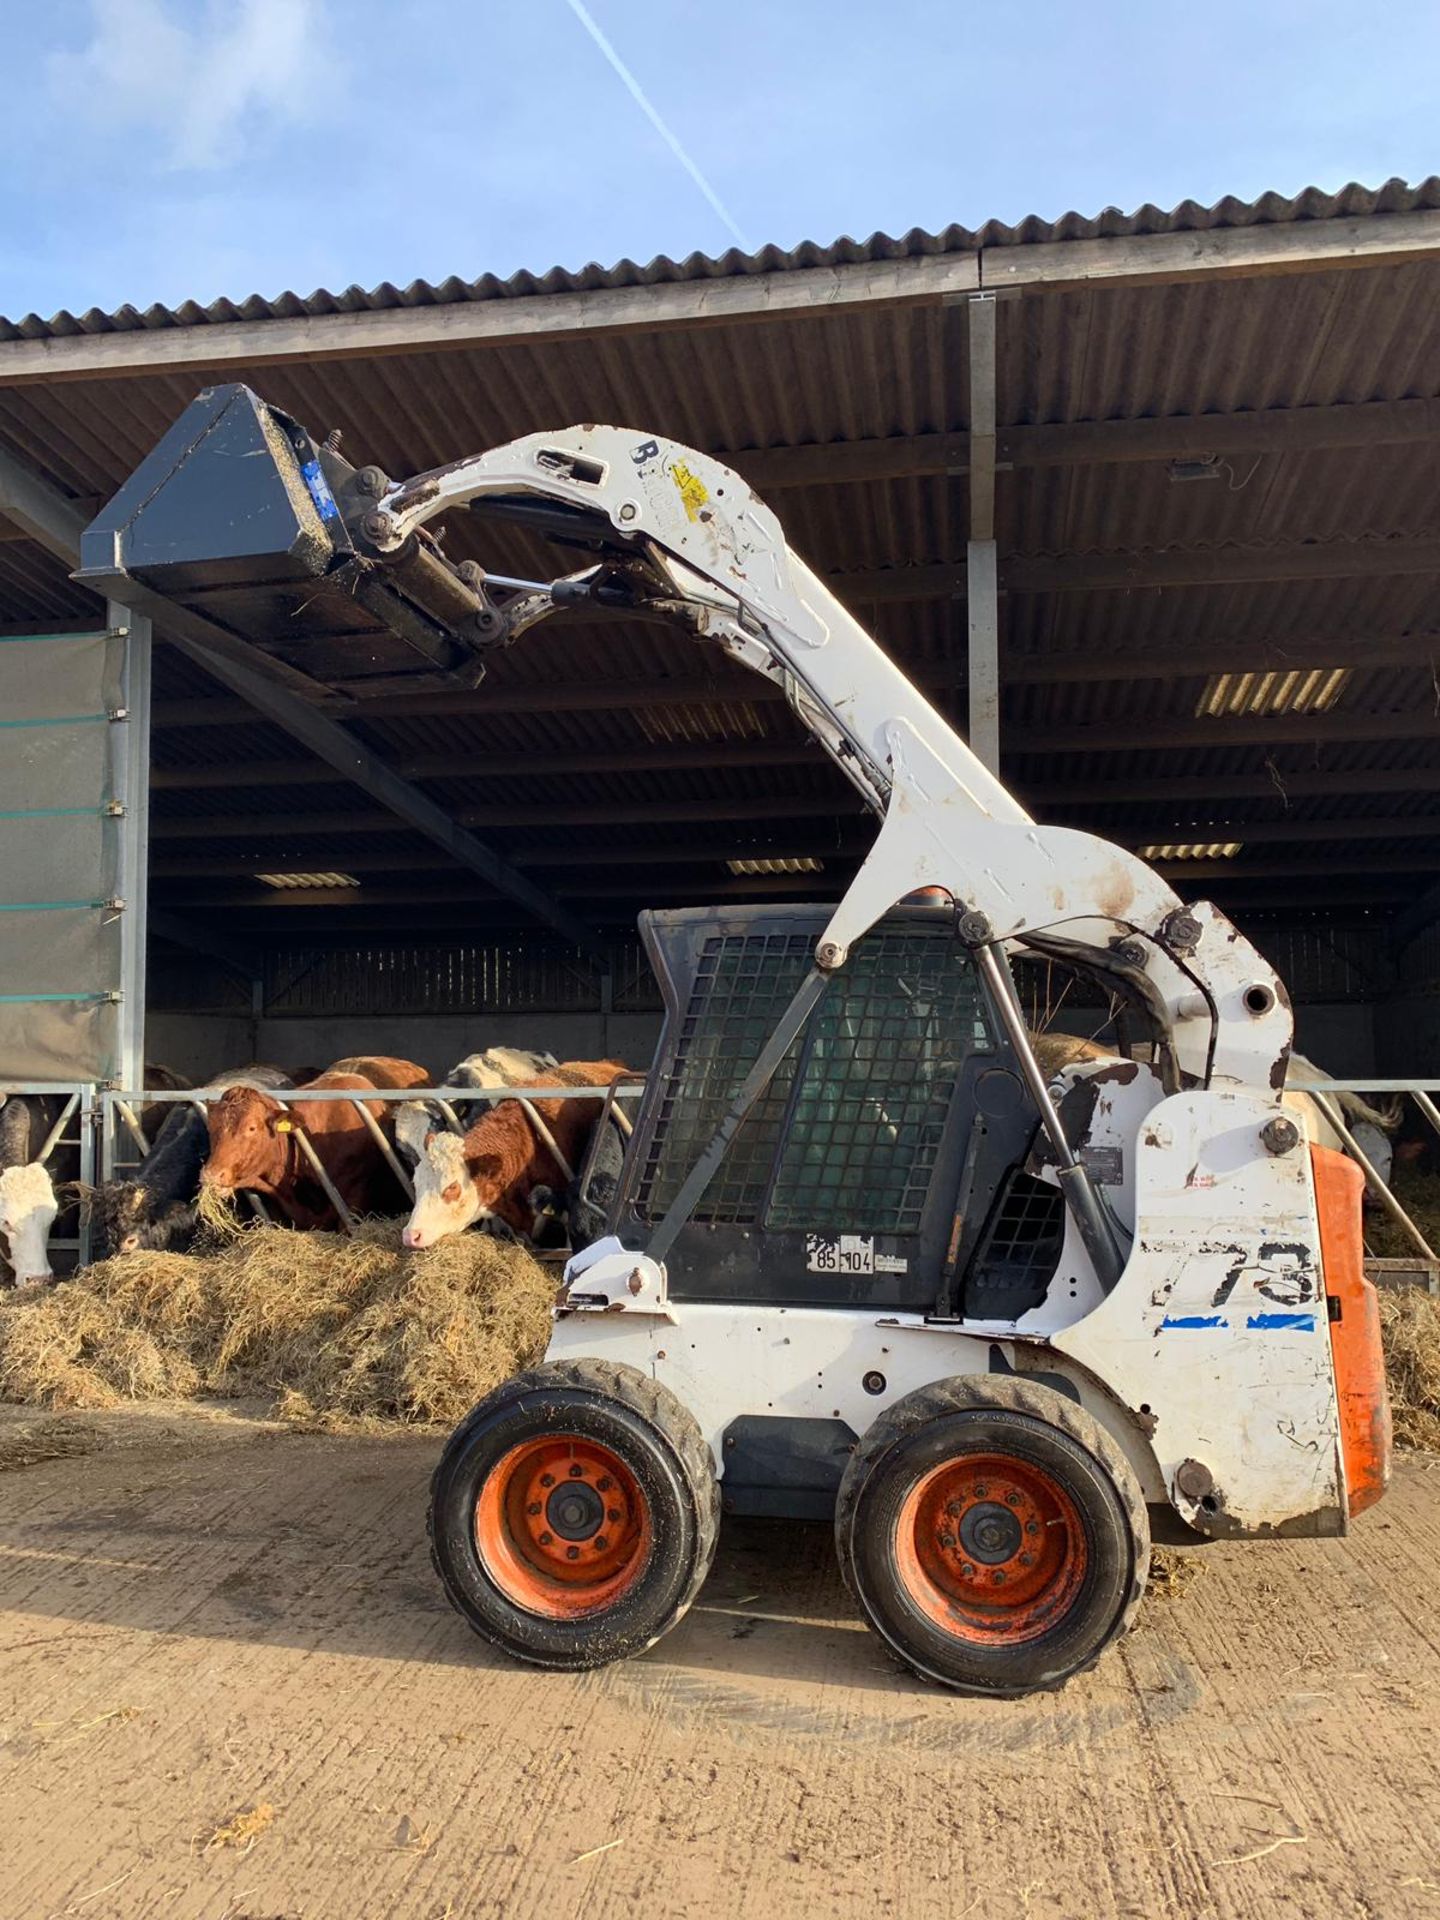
(427, 1358, 721, 1662)
(834, 1373, 1149, 1693)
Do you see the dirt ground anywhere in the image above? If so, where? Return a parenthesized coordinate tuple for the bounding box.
(1, 1405, 1437, 1920)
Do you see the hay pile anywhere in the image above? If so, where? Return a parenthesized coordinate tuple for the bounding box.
(1379, 1288, 1440, 1452)
(1365, 1170, 1440, 1261)
(0, 1223, 555, 1428)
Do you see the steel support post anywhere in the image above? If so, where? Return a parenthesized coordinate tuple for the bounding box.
(110, 603, 151, 1090)
(966, 294, 1000, 773)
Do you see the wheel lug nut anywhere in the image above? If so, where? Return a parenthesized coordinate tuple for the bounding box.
(992, 1571, 1006, 1585)
(540, 1473, 555, 1488)
(1020, 1553, 1034, 1567)
(607, 1507, 621, 1523)
(566, 1546, 580, 1560)
(974, 1484, 987, 1497)
(539, 1532, 553, 1546)
(1006, 1492, 1022, 1506)
(594, 1536, 609, 1551)
(569, 1463, 585, 1477)
(939, 1532, 956, 1550)
(945, 1500, 962, 1518)
(527, 1501, 541, 1516)
(597, 1477, 612, 1492)
(1026, 1520, 1040, 1535)
(960, 1562, 975, 1578)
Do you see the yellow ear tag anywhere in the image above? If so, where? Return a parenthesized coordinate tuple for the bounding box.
(275, 1118, 293, 1133)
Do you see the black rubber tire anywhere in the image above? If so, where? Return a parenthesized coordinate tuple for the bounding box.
(428, 1358, 720, 1671)
(835, 1375, 1149, 1697)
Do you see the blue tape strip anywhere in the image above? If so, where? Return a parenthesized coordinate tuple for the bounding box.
(0, 713, 106, 730)
(1247, 1312, 1317, 1332)
(0, 900, 104, 913)
(0, 993, 104, 1004)
(0, 807, 107, 820)
(1160, 1314, 1227, 1330)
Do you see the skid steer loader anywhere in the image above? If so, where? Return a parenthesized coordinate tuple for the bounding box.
(81, 386, 1392, 1696)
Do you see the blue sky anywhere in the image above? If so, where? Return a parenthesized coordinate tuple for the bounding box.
(3, 0, 1438, 320)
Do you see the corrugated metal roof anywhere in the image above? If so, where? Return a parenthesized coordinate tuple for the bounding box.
(3, 176, 1438, 951)
(4, 177, 1438, 341)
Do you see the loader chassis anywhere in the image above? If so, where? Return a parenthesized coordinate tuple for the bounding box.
(82, 389, 1393, 1695)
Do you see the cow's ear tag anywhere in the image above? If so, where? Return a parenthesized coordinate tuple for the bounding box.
(274, 1118, 293, 1134)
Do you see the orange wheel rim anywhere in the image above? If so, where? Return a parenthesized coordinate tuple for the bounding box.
(474, 1436, 652, 1619)
(893, 1452, 1088, 1645)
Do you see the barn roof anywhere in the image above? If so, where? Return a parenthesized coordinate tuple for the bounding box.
(1, 178, 1438, 962)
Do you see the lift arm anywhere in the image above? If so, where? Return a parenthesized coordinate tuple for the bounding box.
(357, 424, 1293, 1099)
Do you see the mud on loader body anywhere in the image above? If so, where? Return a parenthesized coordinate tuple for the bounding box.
(84, 388, 1393, 1696)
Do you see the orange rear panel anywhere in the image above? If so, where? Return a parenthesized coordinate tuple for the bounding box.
(1312, 1145, 1392, 1518)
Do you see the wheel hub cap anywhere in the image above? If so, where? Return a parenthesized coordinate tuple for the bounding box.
(959, 1500, 1023, 1565)
(547, 1481, 605, 1541)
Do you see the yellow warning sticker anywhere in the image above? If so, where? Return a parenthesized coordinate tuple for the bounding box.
(671, 460, 709, 522)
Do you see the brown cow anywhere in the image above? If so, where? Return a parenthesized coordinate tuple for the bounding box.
(399, 1061, 630, 1250)
(326, 1056, 432, 1089)
(201, 1057, 430, 1230)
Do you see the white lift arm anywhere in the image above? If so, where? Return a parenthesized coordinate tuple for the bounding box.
(358, 425, 1293, 1102)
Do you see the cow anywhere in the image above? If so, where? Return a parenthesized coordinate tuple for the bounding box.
(1027, 1031, 1406, 1189)
(399, 1061, 631, 1251)
(0, 1162, 58, 1287)
(200, 1057, 431, 1230)
(92, 1065, 294, 1255)
(394, 1046, 564, 1138)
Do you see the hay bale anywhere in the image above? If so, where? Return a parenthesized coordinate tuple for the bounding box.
(1365, 1170, 1440, 1261)
(1379, 1288, 1440, 1451)
(0, 1223, 555, 1427)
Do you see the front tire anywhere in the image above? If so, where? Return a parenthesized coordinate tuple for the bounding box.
(428, 1358, 719, 1670)
(835, 1375, 1148, 1696)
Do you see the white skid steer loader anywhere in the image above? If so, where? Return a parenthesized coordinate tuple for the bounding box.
(83, 388, 1392, 1696)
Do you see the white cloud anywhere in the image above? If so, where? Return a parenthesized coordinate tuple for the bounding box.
(49, 0, 326, 171)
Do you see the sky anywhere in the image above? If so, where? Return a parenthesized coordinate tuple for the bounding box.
(3, 0, 1439, 321)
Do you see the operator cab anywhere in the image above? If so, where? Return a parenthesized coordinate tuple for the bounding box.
(602, 902, 1148, 1326)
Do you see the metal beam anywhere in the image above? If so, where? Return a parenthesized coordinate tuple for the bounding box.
(733, 397, 1440, 490)
(149, 627, 1440, 730)
(979, 208, 1440, 293)
(18, 397, 1436, 521)
(0, 438, 606, 961)
(150, 739, 821, 791)
(1003, 537, 1440, 595)
(0, 253, 981, 388)
(149, 811, 1440, 881)
(155, 849, 1439, 910)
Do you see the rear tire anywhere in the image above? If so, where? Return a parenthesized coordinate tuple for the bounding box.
(835, 1375, 1148, 1696)
(428, 1358, 720, 1670)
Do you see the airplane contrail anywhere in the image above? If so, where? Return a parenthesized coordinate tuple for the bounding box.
(564, 0, 751, 251)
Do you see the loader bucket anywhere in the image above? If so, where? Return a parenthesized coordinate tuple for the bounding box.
(76, 382, 496, 696)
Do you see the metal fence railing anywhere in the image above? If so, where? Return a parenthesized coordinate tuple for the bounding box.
(1302, 1080, 1440, 1270)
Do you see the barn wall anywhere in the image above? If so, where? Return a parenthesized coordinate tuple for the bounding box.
(146, 1012, 257, 1082)
(253, 1011, 665, 1079)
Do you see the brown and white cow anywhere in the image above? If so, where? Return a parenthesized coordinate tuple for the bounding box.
(399, 1061, 630, 1250)
(201, 1057, 431, 1230)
